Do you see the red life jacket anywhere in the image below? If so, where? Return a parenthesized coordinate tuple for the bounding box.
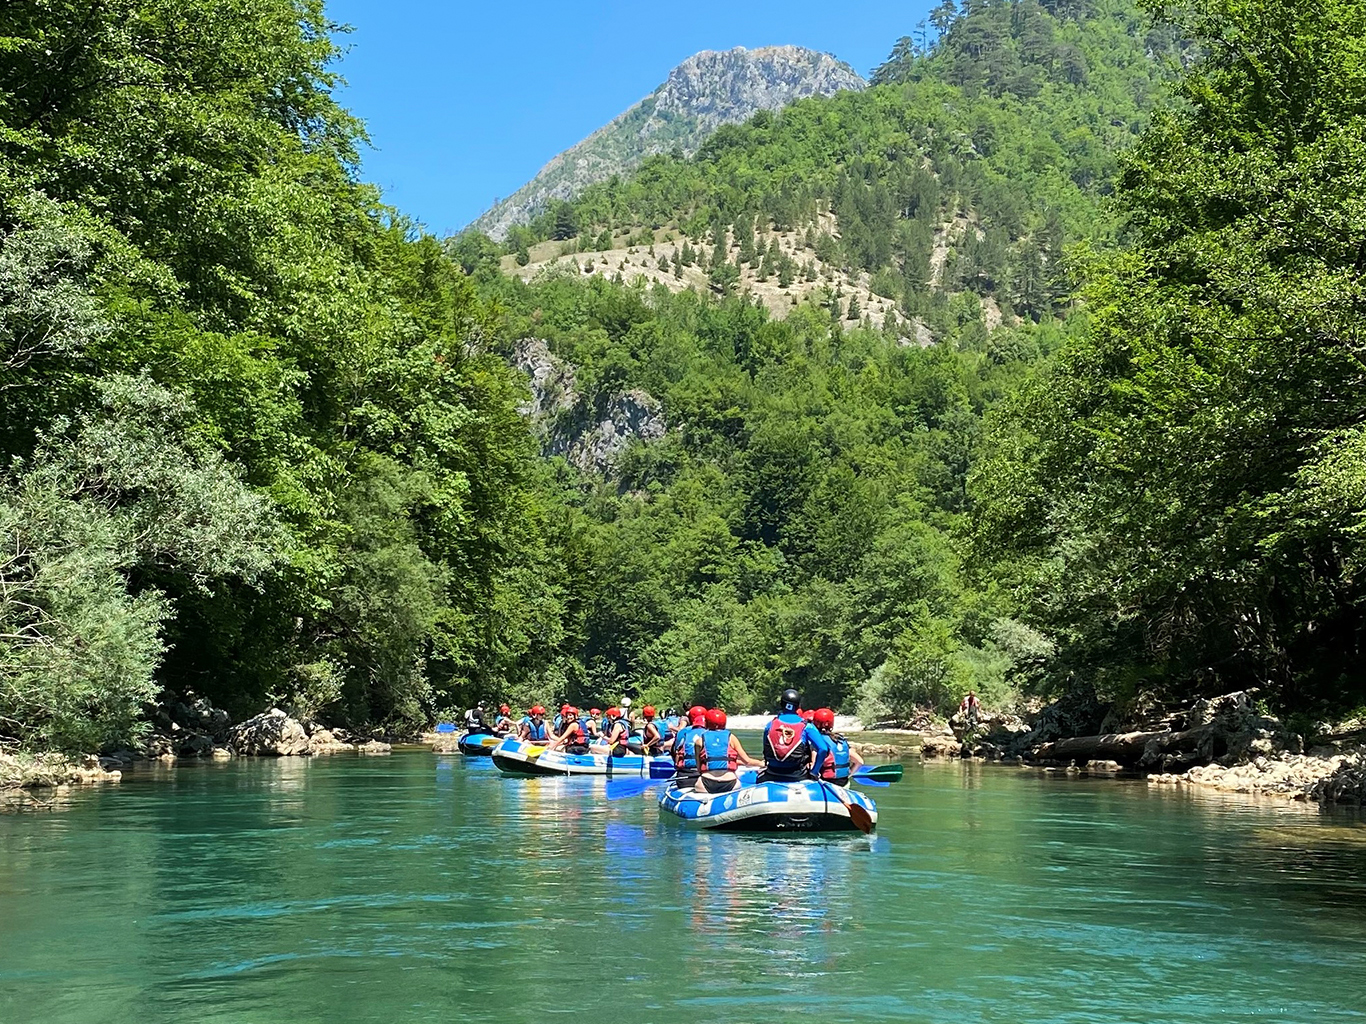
(764, 714, 814, 777)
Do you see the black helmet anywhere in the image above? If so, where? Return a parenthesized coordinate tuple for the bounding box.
(779, 688, 801, 713)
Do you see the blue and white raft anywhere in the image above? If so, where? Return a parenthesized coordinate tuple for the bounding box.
(457, 731, 502, 757)
(490, 736, 672, 777)
(659, 777, 877, 832)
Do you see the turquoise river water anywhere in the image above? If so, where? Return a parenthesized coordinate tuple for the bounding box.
(2, 745, 1365, 1023)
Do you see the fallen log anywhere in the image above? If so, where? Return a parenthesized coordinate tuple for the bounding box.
(1030, 725, 1215, 766)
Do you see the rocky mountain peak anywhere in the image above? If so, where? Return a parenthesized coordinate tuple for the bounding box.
(469, 45, 865, 240)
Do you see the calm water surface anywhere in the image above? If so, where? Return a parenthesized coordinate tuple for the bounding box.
(2, 745, 1365, 1023)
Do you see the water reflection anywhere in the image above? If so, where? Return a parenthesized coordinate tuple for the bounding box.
(2, 753, 1365, 1024)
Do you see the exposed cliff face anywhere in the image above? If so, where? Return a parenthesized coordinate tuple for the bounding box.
(470, 46, 865, 240)
(512, 338, 665, 476)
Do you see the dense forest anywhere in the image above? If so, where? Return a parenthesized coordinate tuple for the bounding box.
(3, 0, 1364, 754)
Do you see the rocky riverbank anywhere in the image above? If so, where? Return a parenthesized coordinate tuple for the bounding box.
(3, 695, 400, 808)
(908, 688, 1366, 806)
(1149, 749, 1366, 803)
(1, 752, 123, 809)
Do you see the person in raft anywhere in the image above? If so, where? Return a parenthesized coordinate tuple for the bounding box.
(586, 708, 603, 739)
(493, 704, 513, 734)
(761, 688, 833, 781)
(641, 705, 672, 754)
(464, 701, 490, 733)
(588, 707, 628, 756)
(671, 705, 708, 786)
(693, 708, 762, 794)
(517, 705, 549, 743)
(812, 707, 863, 785)
(545, 706, 591, 755)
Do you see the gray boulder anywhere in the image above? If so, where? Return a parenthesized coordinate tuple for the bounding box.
(228, 708, 310, 756)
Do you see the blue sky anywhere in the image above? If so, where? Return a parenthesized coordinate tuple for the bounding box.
(325, 0, 936, 236)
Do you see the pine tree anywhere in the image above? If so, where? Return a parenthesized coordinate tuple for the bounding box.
(778, 258, 794, 289)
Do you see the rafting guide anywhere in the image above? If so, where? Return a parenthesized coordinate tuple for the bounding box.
(761, 688, 833, 781)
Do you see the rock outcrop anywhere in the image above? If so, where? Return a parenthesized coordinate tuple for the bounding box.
(551, 388, 666, 474)
(227, 709, 311, 756)
(1150, 748, 1366, 804)
(513, 338, 577, 420)
(471, 46, 866, 239)
(1, 752, 122, 791)
(139, 690, 234, 760)
(513, 338, 667, 476)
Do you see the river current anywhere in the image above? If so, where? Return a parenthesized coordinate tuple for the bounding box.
(2, 744, 1364, 1023)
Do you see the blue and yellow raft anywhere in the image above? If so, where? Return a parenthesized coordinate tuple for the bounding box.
(491, 736, 672, 777)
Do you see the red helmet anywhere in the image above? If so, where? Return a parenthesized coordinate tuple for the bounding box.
(560, 704, 572, 716)
(606, 706, 621, 720)
(813, 707, 835, 729)
(687, 704, 706, 723)
(499, 704, 510, 715)
(704, 708, 727, 729)
(642, 705, 657, 719)
(530, 705, 544, 716)
(590, 708, 601, 716)
(802, 709, 815, 723)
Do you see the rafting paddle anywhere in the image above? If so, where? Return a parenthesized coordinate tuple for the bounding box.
(605, 776, 673, 800)
(850, 775, 889, 787)
(819, 780, 875, 834)
(854, 763, 904, 782)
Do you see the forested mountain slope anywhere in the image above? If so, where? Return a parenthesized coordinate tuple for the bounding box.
(449, 0, 1185, 719)
(470, 0, 1366, 726)
(486, 0, 1181, 341)
(469, 46, 865, 240)
(5, 0, 1362, 755)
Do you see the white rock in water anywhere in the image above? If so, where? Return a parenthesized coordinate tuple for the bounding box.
(228, 708, 310, 756)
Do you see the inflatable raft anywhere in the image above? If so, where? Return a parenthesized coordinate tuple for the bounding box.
(658, 776, 877, 832)
(491, 736, 672, 777)
(457, 731, 503, 756)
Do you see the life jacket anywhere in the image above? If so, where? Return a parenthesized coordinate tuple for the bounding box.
(764, 714, 815, 778)
(699, 729, 737, 773)
(520, 718, 547, 742)
(552, 714, 564, 732)
(673, 725, 699, 770)
(820, 736, 852, 782)
(606, 726, 631, 759)
(643, 719, 669, 753)
(562, 721, 587, 746)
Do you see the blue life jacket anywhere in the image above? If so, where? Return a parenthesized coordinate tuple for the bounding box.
(821, 736, 851, 782)
(520, 717, 547, 742)
(578, 716, 591, 736)
(700, 729, 735, 773)
(673, 725, 699, 770)
(763, 713, 823, 777)
(643, 719, 670, 751)
(552, 714, 563, 732)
